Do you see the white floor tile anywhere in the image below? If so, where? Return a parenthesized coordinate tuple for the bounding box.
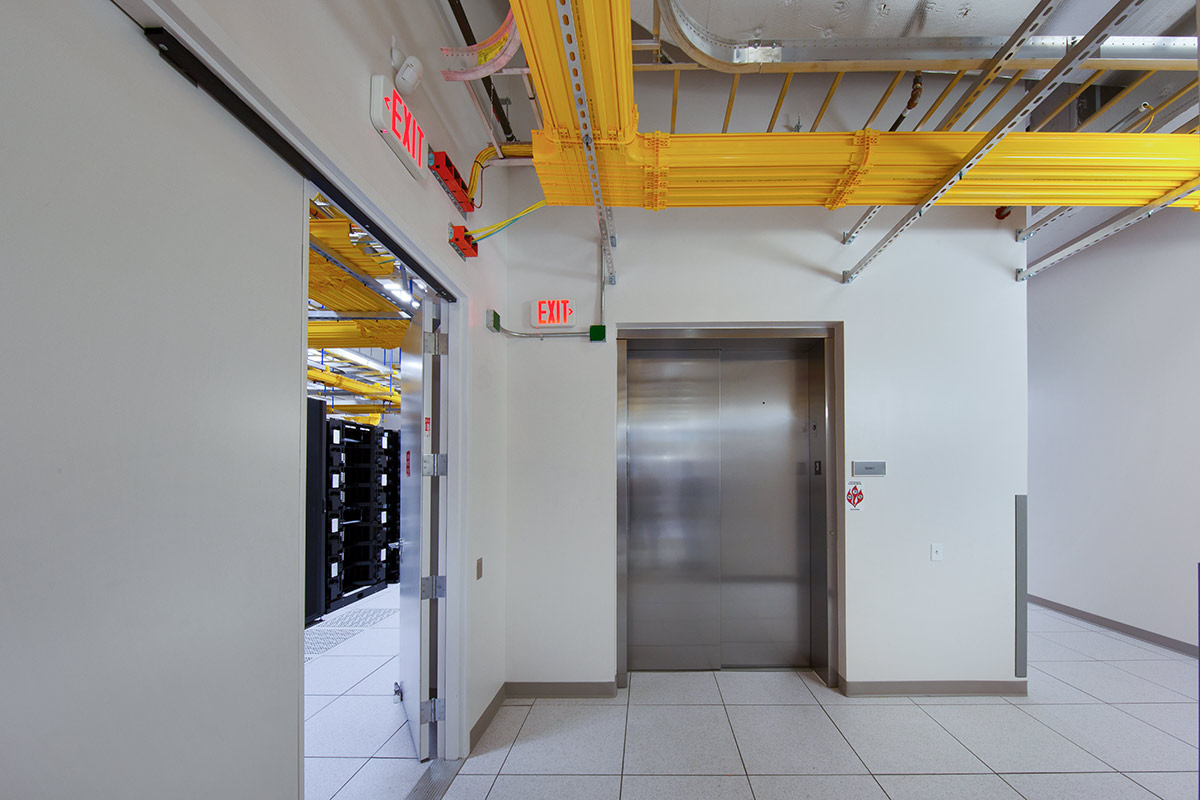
(749, 775, 888, 799)
(486, 775, 620, 800)
(303, 757, 365, 800)
(321, 628, 401, 657)
(440, 774, 495, 800)
(343, 587, 402, 610)
(1126, 771, 1200, 800)
(501, 705, 627, 775)
(921, 705, 1109, 773)
(304, 695, 407, 758)
(1114, 702, 1200, 747)
(714, 670, 818, 705)
(620, 775, 753, 800)
(1038, 631, 1174, 661)
(305, 694, 338, 721)
(875, 774, 1023, 799)
(911, 695, 1010, 705)
(1000, 771, 1159, 799)
(345, 657, 399, 696)
(1036, 661, 1193, 703)
(327, 757, 426, 800)
(623, 705, 744, 776)
(825, 705, 989, 774)
(1020, 703, 1199, 772)
(1109, 659, 1200, 700)
(1028, 633, 1094, 662)
(372, 722, 418, 758)
(459, 705, 530, 775)
(726, 705, 868, 775)
(629, 671, 722, 705)
(304, 654, 390, 695)
(1008, 666, 1103, 705)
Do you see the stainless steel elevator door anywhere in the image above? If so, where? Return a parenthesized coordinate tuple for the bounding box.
(626, 345, 812, 671)
(719, 350, 810, 667)
(627, 350, 722, 670)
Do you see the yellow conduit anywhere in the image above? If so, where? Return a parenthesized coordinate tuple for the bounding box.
(508, 0, 1200, 211)
(467, 143, 536, 203)
(307, 367, 403, 406)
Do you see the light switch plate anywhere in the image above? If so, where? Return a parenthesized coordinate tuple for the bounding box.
(931, 543, 944, 562)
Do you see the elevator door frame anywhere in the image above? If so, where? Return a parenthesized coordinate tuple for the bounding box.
(617, 325, 845, 689)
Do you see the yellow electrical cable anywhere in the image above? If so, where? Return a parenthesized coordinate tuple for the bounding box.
(466, 143, 535, 203)
(1137, 113, 1157, 134)
(466, 200, 546, 240)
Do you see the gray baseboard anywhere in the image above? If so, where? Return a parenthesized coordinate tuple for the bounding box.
(469, 685, 506, 751)
(840, 676, 1027, 697)
(504, 680, 618, 699)
(1028, 594, 1200, 658)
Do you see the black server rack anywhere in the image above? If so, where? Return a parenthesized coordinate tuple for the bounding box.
(304, 399, 327, 625)
(305, 413, 401, 622)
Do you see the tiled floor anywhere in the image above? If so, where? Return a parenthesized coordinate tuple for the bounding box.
(304, 584, 425, 800)
(448, 604, 1198, 800)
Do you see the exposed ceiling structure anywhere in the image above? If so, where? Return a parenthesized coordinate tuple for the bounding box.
(631, 0, 1196, 42)
(441, 0, 1199, 281)
(306, 198, 424, 421)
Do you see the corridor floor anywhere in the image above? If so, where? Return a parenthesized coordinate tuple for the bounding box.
(445, 603, 1198, 800)
(304, 584, 423, 800)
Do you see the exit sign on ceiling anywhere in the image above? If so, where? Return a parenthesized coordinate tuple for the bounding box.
(531, 299, 576, 328)
(370, 75, 427, 182)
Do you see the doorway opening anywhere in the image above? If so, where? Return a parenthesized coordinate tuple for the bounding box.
(617, 327, 843, 689)
(301, 189, 448, 769)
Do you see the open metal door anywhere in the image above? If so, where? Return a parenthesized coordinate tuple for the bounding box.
(397, 307, 430, 759)
(397, 298, 447, 760)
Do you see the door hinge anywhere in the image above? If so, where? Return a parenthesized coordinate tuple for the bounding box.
(420, 575, 447, 600)
(422, 453, 448, 476)
(419, 697, 446, 724)
(423, 331, 449, 356)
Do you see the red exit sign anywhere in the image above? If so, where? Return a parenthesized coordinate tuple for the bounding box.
(531, 299, 576, 328)
(370, 75, 427, 181)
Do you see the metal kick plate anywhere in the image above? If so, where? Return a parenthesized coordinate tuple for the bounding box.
(852, 461, 886, 476)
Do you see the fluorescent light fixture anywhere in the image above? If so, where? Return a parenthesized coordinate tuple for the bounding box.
(330, 348, 391, 374)
(411, 300, 421, 309)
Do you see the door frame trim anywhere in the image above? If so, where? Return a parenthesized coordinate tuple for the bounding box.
(616, 323, 845, 688)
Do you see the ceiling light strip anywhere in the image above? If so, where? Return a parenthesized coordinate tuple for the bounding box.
(843, 0, 1150, 286)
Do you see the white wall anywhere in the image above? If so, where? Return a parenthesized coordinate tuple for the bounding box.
(503, 68, 1030, 686)
(504, 158, 1029, 683)
(1028, 207, 1200, 647)
(0, 3, 305, 797)
(141, 0, 515, 739)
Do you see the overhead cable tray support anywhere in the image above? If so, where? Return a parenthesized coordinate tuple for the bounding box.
(508, 0, 1200, 213)
(553, 0, 617, 286)
(841, 0, 1152, 285)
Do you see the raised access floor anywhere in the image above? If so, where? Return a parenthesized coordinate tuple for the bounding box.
(445, 603, 1198, 800)
(304, 583, 424, 800)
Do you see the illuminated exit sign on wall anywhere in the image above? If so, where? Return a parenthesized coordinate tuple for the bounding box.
(531, 299, 577, 328)
(370, 75, 427, 182)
